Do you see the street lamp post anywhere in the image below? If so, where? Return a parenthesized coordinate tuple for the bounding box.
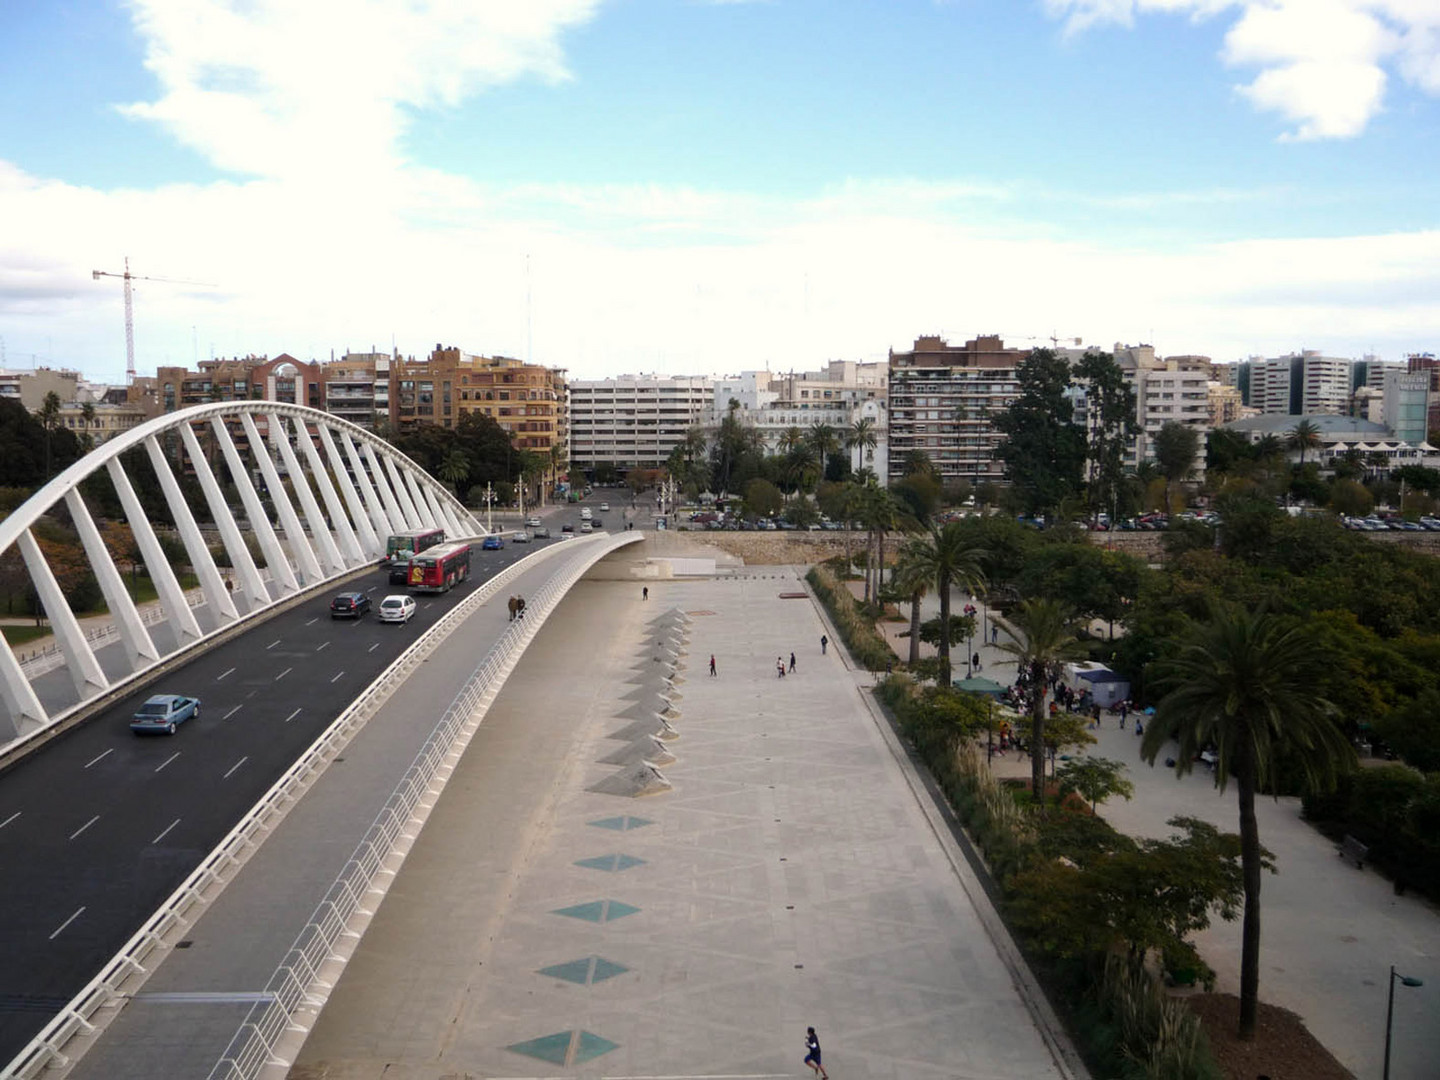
(1383, 964, 1424, 1080)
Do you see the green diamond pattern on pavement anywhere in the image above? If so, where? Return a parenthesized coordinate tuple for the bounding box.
(552, 899, 641, 923)
(537, 955, 630, 985)
(505, 1029, 620, 1065)
(588, 815, 653, 831)
(575, 853, 646, 872)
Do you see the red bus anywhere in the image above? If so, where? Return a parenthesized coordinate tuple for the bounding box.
(385, 526, 446, 581)
(407, 542, 472, 593)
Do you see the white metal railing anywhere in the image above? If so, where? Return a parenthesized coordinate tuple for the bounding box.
(2, 532, 639, 1080)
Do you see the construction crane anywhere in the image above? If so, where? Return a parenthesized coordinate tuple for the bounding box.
(92, 258, 215, 384)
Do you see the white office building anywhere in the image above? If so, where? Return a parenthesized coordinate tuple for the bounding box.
(568, 374, 714, 474)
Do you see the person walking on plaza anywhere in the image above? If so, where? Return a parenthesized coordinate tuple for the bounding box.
(803, 1027, 829, 1079)
(642, 586, 648, 601)
(709, 654, 717, 677)
(789, 651, 797, 673)
(777, 657, 786, 678)
(820, 634, 828, 655)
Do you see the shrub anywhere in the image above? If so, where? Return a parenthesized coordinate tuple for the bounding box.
(807, 565, 895, 671)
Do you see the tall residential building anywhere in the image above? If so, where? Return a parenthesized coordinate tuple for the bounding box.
(1248, 351, 1353, 416)
(390, 346, 567, 457)
(887, 334, 1025, 486)
(1207, 381, 1249, 427)
(568, 374, 714, 474)
(1112, 347, 1212, 475)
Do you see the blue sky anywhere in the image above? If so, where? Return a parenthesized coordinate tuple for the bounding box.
(1, 0, 1437, 380)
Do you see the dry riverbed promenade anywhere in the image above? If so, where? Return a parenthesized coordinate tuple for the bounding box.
(290, 561, 1083, 1079)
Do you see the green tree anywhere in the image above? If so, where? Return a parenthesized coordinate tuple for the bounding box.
(890, 470, 942, 525)
(995, 597, 1089, 803)
(1152, 421, 1200, 508)
(892, 539, 933, 666)
(438, 449, 471, 491)
(901, 448, 936, 477)
(1055, 756, 1135, 812)
(896, 521, 985, 685)
(994, 349, 1086, 516)
(743, 476, 783, 519)
(1329, 477, 1373, 517)
(1286, 418, 1323, 467)
(846, 416, 878, 474)
(1075, 350, 1139, 521)
(1206, 427, 1257, 477)
(39, 390, 63, 479)
(778, 425, 806, 454)
(1141, 604, 1354, 1040)
(807, 422, 841, 479)
(858, 484, 907, 604)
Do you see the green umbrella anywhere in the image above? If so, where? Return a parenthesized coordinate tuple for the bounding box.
(953, 675, 1006, 698)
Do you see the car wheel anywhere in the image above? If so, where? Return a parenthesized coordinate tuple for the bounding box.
(167, 722, 177, 735)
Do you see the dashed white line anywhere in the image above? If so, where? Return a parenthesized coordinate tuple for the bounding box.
(330, 670, 345, 683)
(275, 667, 292, 681)
(0, 811, 20, 832)
(368, 643, 380, 653)
(316, 641, 331, 652)
(154, 752, 180, 774)
(283, 708, 302, 724)
(85, 749, 114, 769)
(152, 818, 181, 844)
(266, 640, 281, 650)
(223, 705, 243, 720)
(69, 815, 99, 840)
(305, 617, 319, 626)
(223, 756, 248, 779)
(50, 907, 85, 940)
(216, 667, 235, 682)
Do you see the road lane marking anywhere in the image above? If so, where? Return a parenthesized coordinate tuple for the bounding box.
(223, 705, 242, 720)
(50, 907, 85, 940)
(154, 752, 180, 773)
(305, 618, 319, 626)
(330, 671, 345, 683)
(266, 640, 280, 650)
(85, 749, 114, 769)
(216, 667, 235, 681)
(316, 641, 330, 652)
(275, 667, 292, 681)
(368, 643, 379, 652)
(152, 819, 181, 844)
(69, 815, 99, 840)
(283, 708, 301, 723)
(223, 756, 248, 779)
(0, 811, 20, 831)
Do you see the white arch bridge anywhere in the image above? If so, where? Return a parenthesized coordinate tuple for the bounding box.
(0, 402, 485, 745)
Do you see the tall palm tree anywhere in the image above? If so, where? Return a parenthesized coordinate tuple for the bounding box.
(900, 523, 986, 683)
(1286, 418, 1323, 467)
(891, 540, 933, 667)
(994, 597, 1088, 804)
(859, 486, 906, 605)
(39, 391, 62, 478)
(778, 425, 806, 455)
(808, 422, 841, 480)
(846, 416, 878, 473)
(1141, 605, 1352, 1041)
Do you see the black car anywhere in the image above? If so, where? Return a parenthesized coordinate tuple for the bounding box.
(561, 523, 574, 532)
(330, 591, 371, 618)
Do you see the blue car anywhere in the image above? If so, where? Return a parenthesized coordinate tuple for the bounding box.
(131, 694, 201, 736)
(481, 535, 504, 550)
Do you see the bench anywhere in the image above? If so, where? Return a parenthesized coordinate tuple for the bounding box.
(1339, 835, 1369, 870)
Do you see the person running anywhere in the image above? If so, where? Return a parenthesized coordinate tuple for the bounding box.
(803, 1027, 829, 1079)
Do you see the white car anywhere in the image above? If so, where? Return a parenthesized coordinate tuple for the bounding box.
(579, 520, 594, 533)
(599, 502, 610, 512)
(378, 594, 417, 624)
(526, 516, 541, 528)
(512, 530, 530, 543)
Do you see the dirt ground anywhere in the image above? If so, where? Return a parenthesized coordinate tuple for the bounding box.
(1188, 994, 1353, 1080)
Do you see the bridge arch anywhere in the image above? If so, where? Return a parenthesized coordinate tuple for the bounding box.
(0, 402, 484, 743)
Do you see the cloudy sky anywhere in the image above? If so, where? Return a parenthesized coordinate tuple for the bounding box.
(1, 0, 1437, 382)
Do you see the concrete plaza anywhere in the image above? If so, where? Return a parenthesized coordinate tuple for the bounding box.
(290, 566, 1084, 1079)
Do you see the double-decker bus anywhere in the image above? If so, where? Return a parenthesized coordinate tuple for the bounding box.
(384, 527, 446, 582)
(407, 542, 472, 593)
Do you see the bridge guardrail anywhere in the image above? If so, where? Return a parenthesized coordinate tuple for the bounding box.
(2, 531, 639, 1080)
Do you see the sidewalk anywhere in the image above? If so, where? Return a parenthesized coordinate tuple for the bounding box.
(290, 568, 1081, 1079)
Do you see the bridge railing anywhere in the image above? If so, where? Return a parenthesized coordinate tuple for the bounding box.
(2, 531, 639, 1080)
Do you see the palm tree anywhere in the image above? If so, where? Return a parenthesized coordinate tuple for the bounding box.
(891, 540, 933, 667)
(808, 422, 840, 480)
(778, 425, 806, 455)
(846, 417, 878, 473)
(900, 523, 986, 684)
(859, 486, 906, 605)
(1140, 605, 1352, 1041)
(39, 391, 62, 478)
(1286, 418, 1323, 467)
(994, 597, 1088, 804)
(438, 449, 470, 492)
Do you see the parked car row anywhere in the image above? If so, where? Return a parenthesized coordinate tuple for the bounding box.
(1342, 515, 1440, 531)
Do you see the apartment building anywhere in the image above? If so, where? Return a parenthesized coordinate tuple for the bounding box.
(887, 334, 1025, 486)
(1110, 347, 1212, 474)
(391, 346, 567, 457)
(568, 374, 713, 474)
(1246, 351, 1353, 416)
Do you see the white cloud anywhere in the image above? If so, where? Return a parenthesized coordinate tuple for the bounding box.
(1045, 0, 1440, 139)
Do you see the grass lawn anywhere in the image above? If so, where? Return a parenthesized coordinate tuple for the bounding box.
(3, 625, 53, 647)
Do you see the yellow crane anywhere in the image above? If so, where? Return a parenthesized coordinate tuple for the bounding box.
(92, 258, 215, 384)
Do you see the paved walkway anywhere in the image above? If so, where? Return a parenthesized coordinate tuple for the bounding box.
(291, 568, 1083, 1079)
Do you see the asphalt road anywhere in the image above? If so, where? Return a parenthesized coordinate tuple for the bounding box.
(0, 514, 597, 1064)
